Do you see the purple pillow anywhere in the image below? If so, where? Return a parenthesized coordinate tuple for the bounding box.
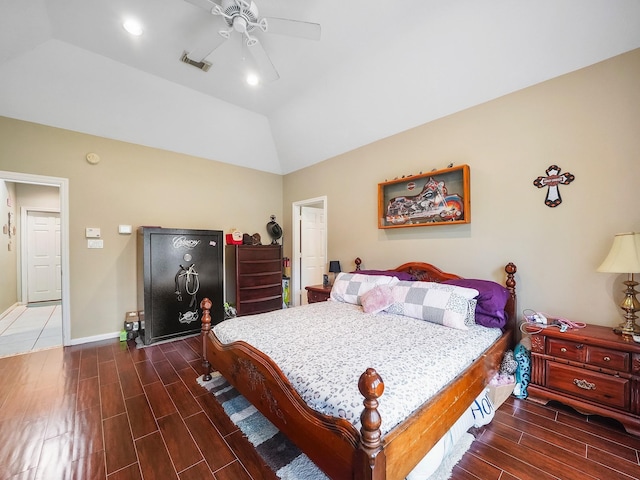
(353, 269, 415, 281)
(443, 278, 510, 328)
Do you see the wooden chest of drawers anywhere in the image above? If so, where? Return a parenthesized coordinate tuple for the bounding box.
(226, 245, 283, 316)
(526, 323, 640, 435)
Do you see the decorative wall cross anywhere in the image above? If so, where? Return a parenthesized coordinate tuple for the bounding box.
(533, 165, 575, 208)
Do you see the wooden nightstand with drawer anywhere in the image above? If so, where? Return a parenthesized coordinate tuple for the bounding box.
(305, 285, 332, 303)
(525, 323, 640, 435)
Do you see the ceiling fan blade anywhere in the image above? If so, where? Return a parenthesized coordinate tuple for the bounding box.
(183, 0, 220, 13)
(264, 17, 321, 41)
(187, 29, 229, 63)
(247, 39, 279, 82)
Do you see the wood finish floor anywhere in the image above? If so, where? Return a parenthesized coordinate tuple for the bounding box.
(0, 336, 639, 479)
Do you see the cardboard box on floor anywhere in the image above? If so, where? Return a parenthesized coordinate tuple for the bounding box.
(489, 382, 515, 408)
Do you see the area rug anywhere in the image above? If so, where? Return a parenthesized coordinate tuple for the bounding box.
(198, 373, 473, 480)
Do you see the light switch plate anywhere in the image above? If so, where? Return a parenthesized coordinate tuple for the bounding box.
(88, 239, 104, 249)
(118, 224, 132, 234)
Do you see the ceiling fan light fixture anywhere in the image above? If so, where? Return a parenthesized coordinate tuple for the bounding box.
(233, 16, 248, 33)
(122, 18, 143, 36)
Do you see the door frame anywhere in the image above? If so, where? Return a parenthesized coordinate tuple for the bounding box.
(1, 170, 70, 346)
(291, 196, 327, 307)
(21, 207, 61, 304)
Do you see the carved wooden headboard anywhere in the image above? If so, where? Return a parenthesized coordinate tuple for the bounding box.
(357, 258, 518, 347)
(393, 261, 462, 282)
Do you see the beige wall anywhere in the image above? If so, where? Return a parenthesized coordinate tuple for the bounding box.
(1, 48, 638, 339)
(15, 183, 60, 210)
(0, 120, 282, 339)
(283, 49, 640, 328)
(0, 181, 17, 313)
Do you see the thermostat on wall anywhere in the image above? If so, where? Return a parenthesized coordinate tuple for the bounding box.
(85, 228, 101, 238)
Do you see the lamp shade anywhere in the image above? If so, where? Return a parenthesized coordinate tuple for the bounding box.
(328, 260, 341, 273)
(597, 232, 640, 273)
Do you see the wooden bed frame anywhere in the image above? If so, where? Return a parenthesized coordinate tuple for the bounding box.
(200, 261, 517, 480)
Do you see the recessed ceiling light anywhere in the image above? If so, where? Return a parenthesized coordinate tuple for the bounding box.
(246, 73, 260, 86)
(123, 19, 143, 36)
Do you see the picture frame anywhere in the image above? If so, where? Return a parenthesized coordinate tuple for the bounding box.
(378, 164, 470, 229)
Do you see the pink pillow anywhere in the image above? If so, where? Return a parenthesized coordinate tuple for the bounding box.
(361, 285, 395, 314)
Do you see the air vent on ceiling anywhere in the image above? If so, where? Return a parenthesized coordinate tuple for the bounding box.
(180, 52, 211, 72)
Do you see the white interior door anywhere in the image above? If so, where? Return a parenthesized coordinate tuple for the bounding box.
(292, 197, 327, 306)
(27, 211, 61, 303)
(299, 206, 326, 304)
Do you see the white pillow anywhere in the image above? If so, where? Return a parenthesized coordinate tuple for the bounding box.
(330, 273, 399, 305)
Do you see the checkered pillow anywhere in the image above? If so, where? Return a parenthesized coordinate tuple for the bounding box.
(385, 281, 479, 330)
(330, 273, 399, 305)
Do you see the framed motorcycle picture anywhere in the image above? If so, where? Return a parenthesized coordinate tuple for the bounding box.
(378, 164, 470, 229)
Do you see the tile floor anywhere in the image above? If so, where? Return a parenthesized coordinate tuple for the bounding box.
(0, 302, 62, 357)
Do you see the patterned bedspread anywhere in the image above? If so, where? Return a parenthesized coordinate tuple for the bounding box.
(213, 301, 502, 435)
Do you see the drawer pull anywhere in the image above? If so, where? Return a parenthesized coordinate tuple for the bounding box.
(560, 348, 567, 353)
(603, 356, 611, 362)
(573, 378, 596, 390)
(576, 344, 584, 350)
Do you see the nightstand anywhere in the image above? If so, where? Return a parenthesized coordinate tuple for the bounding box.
(525, 322, 640, 435)
(305, 284, 332, 303)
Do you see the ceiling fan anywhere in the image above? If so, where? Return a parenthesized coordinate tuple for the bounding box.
(182, 0, 321, 82)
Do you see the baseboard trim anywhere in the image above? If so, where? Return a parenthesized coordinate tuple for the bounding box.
(0, 302, 20, 321)
(69, 331, 121, 346)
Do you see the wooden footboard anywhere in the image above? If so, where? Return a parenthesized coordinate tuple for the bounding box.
(201, 301, 362, 478)
(200, 262, 517, 480)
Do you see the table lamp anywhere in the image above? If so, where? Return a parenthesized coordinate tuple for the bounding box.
(597, 232, 640, 335)
(329, 260, 341, 285)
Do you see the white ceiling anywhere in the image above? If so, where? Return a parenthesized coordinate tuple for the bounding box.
(1, 0, 639, 174)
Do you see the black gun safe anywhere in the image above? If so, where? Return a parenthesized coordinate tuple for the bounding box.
(137, 227, 224, 345)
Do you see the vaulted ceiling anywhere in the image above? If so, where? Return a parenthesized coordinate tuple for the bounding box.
(1, 0, 639, 174)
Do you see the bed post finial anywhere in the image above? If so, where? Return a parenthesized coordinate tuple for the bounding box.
(358, 368, 384, 449)
(504, 263, 518, 347)
(505, 262, 517, 292)
(200, 297, 213, 381)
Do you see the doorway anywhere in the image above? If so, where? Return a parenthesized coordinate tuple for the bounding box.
(292, 196, 327, 306)
(0, 170, 70, 348)
(24, 210, 62, 303)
